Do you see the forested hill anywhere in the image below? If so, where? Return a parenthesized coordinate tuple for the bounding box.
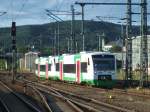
(0, 20, 148, 55)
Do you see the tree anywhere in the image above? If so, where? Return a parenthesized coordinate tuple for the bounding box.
(110, 45, 122, 52)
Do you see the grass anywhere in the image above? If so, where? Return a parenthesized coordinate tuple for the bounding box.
(117, 69, 150, 81)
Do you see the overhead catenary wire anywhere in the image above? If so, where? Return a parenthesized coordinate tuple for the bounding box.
(46, 10, 64, 22)
(14, 0, 29, 21)
(10, 0, 14, 21)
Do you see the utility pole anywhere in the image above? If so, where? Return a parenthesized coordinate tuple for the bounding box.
(125, 0, 132, 86)
(54, 30, 57, 56)
(120, 23, 125, 73)
(11, 22, 17, 83)
(75, 41, 78, 53)
(98, 35, 101, 51)
(97, 34, 103, 51)
(121, 24, 125, 45)
(140, 0, 148, 87)
(75, 2, 142, 86)
(66, 38, 70, 53)
(46, 9, 81, 53)
(81, 3, 85, 51)
(71, 5, 75, 53)
(75, 1, 140, 52)
(57, 21, 60, 55)
(46, 10, 62, 56)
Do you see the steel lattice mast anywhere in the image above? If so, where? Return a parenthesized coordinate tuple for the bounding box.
(125, 0, 133, 86)
(140, 0, 148, 87)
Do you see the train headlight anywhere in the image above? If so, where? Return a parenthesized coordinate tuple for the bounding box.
(94, 71, 97, 74)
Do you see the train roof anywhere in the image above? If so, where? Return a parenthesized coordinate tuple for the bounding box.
(59, 51, 114, 56)
(37, 52, 115, 61)
(79, 51, 114, 55)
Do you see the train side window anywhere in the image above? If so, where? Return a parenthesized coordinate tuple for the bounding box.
(56, 63, 59, 71)
(81, 62, 87, 73)
(63, 64, 76, 73)
(54, 59, 55, 64)
(48, 64, 51, 71)
(88, 58, 90, 65)
(98, 75, 112, 80)
(40, 65, 45, 71)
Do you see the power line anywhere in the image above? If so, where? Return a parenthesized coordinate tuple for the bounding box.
(75, 2, 141, 6)
(0, 12, 7, 16)
(10, 0, 14, 21)
(46, 9, 64, 21)
(14, 0, 29, 21)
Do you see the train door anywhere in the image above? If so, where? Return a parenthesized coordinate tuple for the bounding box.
(59, 61, 63, 80)
(76, 60, 80, 83)
(46, 62, 48, 79)
(38, 64, 40, 79)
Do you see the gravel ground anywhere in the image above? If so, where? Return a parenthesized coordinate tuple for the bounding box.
(0, 73, 83, 112)
(49, 82, 150, 112)
(22, 73, 150, 112)
(0, 81, 42, 112)
(1, 73, 150, 112)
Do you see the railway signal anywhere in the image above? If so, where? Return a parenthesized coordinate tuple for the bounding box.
(11, 22, 16, 36)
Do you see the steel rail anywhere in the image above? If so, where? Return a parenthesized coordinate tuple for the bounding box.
(0, 81, 41, 112)
(16, 79, 84, 112)
(38, 87, 84, 112)
(0, 97, 10, 112)
(50, 87, 134, 112)
(36, 86, 99, 112)
(27, 85, 53, 112)
(23, 79, 134, 112)
(39, 79, 150, 98)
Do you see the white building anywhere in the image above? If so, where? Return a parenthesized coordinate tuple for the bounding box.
(25, 52, 39, 72)
(132, 35, 150, 73)
(103, 45, 112, 52)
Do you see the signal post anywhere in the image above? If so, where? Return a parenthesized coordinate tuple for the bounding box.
(11, 22, 17, 83)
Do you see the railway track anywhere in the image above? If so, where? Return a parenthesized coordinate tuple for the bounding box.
(1, 73, 150, 112)
(29, 85, 82, 112)
(2, 72, 150, 99)
(39, 79, 150, 99)
(27, 85, 53, 112)
(0, 74, 85, 112)
(37, 87, 84, 112)
(15, 80, 85, 112)
(0, 81, 42, 112)
(0, 97, 10, 112)
(23, 79, 134, 112)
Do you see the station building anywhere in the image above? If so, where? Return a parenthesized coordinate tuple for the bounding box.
(24, 52, 39, 72)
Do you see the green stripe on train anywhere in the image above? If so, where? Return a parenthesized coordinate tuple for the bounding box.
(36, 75, 115, 88)
(36, 76, 46, 80)
(81, 80, 116, 88)
(63, 77, 76, 81)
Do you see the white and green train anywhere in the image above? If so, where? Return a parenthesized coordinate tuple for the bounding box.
(35, 52, 116, 88)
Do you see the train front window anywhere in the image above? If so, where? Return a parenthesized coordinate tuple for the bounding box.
(92, 55, 115, 71)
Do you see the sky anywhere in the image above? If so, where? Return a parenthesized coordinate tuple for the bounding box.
(0, 0, 150, 27)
